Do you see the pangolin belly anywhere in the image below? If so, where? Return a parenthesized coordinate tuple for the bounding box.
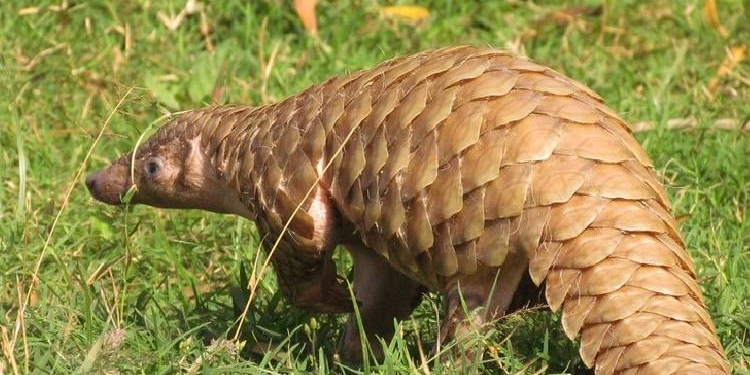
(90, 45, 731, 374)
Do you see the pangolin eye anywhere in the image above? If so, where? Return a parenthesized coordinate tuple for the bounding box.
(148, 162, 158, 175)
(145, 159, 161, 177)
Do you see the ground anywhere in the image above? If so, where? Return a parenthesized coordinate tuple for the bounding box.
(0, 0, 748, 374)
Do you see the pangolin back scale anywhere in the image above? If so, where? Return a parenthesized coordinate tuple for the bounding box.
(109, 46, 730, 374)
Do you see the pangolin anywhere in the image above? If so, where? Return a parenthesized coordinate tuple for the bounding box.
(86, 45, 731, 374)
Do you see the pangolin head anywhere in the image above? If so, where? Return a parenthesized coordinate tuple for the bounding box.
(86, 117, 251, 217)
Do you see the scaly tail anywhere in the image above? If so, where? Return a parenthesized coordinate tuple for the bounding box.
(528, 160, 730, 374)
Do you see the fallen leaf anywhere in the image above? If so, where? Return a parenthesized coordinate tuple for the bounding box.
(708, 45, 746, 91)
(704, 0, 729, 37)
(380, 5, 431, 23)
(294, 0, 319, 36)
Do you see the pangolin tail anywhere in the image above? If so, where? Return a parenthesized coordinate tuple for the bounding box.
(531, 196, 730, 374)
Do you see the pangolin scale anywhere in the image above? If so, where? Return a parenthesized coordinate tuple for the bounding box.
(86, 45, 731, 374)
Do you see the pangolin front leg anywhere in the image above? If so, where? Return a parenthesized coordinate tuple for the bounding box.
(262, 178, 355, 314)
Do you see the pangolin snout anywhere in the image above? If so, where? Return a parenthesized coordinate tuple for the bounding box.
(85, 173, 98, 194)
(86, 170, 113, 204)
(85, 166, 129, 205)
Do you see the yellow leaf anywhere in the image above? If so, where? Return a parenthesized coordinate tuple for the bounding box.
(380, 5, 431, 22)
(704, 0, 729, 37)
(717, 45, 746, 77)
(708, 45, 746, 91)
(294, 0, 319, 36)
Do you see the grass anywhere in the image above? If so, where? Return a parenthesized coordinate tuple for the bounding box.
(1, 0, 749, 374)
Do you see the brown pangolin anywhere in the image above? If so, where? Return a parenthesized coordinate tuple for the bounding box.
(86, 46, 731, 374)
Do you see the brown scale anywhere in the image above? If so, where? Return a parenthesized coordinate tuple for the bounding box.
(86, 46, 731, 374)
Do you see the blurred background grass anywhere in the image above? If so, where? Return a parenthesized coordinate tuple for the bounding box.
(0, 0, 748, 374)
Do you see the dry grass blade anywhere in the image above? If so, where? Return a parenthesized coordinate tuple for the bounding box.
(1, 307, 20, 375)
(4, 273, 45, 375)
(17, 43, 67, 72)
(631, 117, 750, 132)
(16, 88, 133, 367)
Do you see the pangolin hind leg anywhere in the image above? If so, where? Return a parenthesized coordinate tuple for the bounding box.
(437, 248, 529, 361)
(339, 243, 425, 363)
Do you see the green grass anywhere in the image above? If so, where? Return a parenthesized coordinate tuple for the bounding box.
(1, 0, 749, 374)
